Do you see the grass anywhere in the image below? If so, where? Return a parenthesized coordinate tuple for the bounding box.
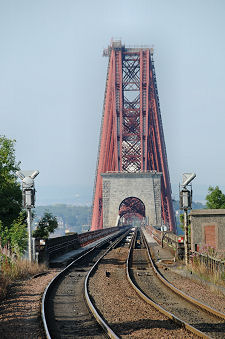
(0, 250, 47, 300)
(189, 255, 225, 288)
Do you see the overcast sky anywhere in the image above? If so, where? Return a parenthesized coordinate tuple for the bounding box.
(1, 0, 225, 205)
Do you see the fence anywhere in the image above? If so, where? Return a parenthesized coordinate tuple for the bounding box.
(190, 251, 225, 277)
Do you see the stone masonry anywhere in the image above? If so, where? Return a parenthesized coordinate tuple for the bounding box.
(101, 172, 162, 228)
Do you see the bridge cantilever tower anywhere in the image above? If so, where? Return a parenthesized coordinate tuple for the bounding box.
(91, 40, 176, 232)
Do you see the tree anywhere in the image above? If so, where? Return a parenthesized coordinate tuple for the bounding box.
(205, 186, 225, 209)
(33, 212, 58, 239)
(9, 211, 28, 255)
(0, 136, 29, 256)
(0, 136, 22, 228)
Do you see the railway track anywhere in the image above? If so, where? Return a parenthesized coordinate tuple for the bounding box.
(42, 227, 225, 338)
(42, 230, 129, 339)
(127, 228, 225, 339)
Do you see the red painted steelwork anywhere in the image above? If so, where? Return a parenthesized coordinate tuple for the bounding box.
(91, 41, 176, 232)
(119, 197, 145, 219)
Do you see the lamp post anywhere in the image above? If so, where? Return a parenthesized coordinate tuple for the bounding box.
(16, 170, 39, 262)
(179, 173, 196, 265)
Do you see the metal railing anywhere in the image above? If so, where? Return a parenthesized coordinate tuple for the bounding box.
(190, 251, 225, 277)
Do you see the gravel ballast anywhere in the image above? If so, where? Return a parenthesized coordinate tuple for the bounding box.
(0, 269, 59, 339)
(88, 247, 198, 338)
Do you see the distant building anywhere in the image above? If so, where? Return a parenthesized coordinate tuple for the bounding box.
(190, 209, 225, 255)
(56, 216, 64, 229)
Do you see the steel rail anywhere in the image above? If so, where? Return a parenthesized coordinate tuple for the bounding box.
(84, 231, 129, 339)
(41, 229, 129, 339)
(126, 229, 213, 339)
(141, 230, 225, 321)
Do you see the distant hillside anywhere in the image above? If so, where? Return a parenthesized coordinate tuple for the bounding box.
(172, 200, 205, 211)
(35, 204, 91, 236)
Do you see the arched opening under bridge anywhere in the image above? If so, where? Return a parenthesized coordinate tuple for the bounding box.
(118, 197, 146, 227)
(101, 172, 162, 229)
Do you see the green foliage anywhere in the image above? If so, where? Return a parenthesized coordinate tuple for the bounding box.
(0, 136, 22, 228)
(179, 214, 184, 230)
(0, 136, 27, 256)
(179, 213, 191, 236)
(205, 186, 225, 209)
(0, 220, 9, 247)
(0, 212, 27, 255)
(33, 212, 58, 239)
(9, 212, 27, 255)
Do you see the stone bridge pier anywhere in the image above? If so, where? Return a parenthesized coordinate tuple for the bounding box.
(101, 172, 162, 228)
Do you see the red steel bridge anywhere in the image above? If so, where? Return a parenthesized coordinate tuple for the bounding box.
(91, 40, 176, 233)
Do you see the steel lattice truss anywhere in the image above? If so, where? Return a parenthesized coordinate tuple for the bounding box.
(91, 41, 176, 232)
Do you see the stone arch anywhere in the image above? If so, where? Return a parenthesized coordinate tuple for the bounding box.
(119, 197, 145, 218)
(118, 196, 146, 226)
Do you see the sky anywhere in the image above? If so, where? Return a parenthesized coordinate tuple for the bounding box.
(1, 0, 225, 205)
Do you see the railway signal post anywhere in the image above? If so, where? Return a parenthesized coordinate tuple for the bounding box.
(16, 170, 39, 262)
(179, 173, 196, 265)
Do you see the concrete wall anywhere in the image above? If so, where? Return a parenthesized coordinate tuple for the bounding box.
(190, 209, 225, 252)
(101, 172, 162, 228)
